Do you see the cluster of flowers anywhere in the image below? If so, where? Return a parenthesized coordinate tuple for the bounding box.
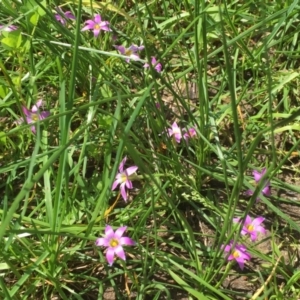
(223, 169, 270, 270)
(1, 9, 162, 72)
(11, 6, 167, 134)
(82, 14, 162, 72)
(17, 100, 50, 134)
(57, 10, 161, 71)
(107, 165, 269, 267)
(102, 122, 198, 265)
(167, 122, 196, 143)
(5, 7, 271, 270)
(97, 156, 138, 266)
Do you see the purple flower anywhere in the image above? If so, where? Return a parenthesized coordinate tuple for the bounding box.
(247, 168, 271, 198)
(112, 156, 138, 201)
(55, 8, 75, 25)
(19, 100, 50, 133)
(114, 44, 144, 63)
(223, 241, 251, 270)
(0, 25, 18, 32)
(144, 56, 162, 73)
(183, 127, 197, 140)
(167, 122, 183, 143)
(95, 225, 135, 266)
(81, 14, 111, 37)
(233, 215, 266, 241)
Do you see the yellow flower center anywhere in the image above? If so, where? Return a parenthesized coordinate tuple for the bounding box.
(232, 250, 240, 258)
(125, 49, 133, 56)
(247, 224, 254, 232)
(121, 173, 127, 182)
(94, 24, 100, 30)
(31, 113, 39, 121)
(109, 238, 119, 248)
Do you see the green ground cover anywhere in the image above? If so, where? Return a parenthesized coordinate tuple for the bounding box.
(1, 0, 300, 299)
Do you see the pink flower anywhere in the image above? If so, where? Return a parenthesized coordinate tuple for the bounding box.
(167, 122, 183, 143)
(114, 44, 144, 62)
(144, 56, 162, 72)
(246, 168, 271, 198)
(183, 127, 196, 140)
(167, 123, 196, 143)
(19, 100, 50, 133)
(55, 8, 75, 25)
(0, 25, 18, 32)
(233, 215, 266, 241)
(81, 14, 111, 37)
(223, 241, 251, 270)
(95, 225, 135, 266)
(112, 157, 138, 201)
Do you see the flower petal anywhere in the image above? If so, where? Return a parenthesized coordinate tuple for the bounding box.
(252, 216, 264, 226)
(31, 125, 36, 133)
(223, 245, 231, 253)
(22, 106, 31, 117)
(262, 185, 271, 196)
(120, 236, 135, 246)
(171, 122, 179, 130)
(120, 183, 128, 201)
(39, 111, 50, 120)
(100, 21, 111, 31)
(125, 166, 138, 176)
(244, 215, 252, 226)
(115, 45, 126, 54)
(93, 28, 101, 37)
(81, 21, 94, 31)
(129, 53, 140, 61)
(253, 170, 262, 182)
(174, 133, 182, 143)
(94, 14, 102, 23)
(125, 180, 133, 189)
(114, 245, 126, 261)
(112, 179, 120, 191)
(235, 258, 245, 270)
(104, 225, 115, 238)
(250, 232, 257, 241)
(119, 157, 127, 172)
(95, 237, 109, 247)
(106, 248, 115, 266)
(114, 226, 127, 238)
(65, 11, 75, 19)
(35, 99, 43, 109)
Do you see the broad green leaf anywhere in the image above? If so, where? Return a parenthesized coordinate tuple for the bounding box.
(26, 0, 46, 16)
(30, 11, 39, 26)
(0, 85, 9, 99)
(1, 32, 22, 49)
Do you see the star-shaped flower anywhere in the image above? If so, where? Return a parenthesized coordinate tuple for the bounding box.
(183, 127, 197, 140)
(112, 157, 138, 201)
(81, 14, 111, 37)
(233, 215, 266, 241)
(114, 44, 144, 62)
(167, 122, 183, 143)
(144, 56, 162, 72)
(246, 168, 271, 199)
(95, 225, 135, 266)
(19, 100, 50, 133)
(55, 8, 75, 25)
(223, 241, 251, 270)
